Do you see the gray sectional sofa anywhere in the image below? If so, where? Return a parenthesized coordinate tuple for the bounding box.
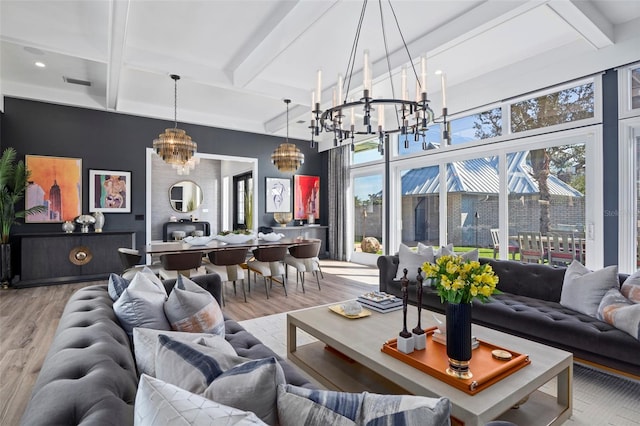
(20, 274, 312, 425)
(377, 256, 640, 377)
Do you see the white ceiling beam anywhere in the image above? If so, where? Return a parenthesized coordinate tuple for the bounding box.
(106, 0, 130, 111)
(231, 0, 339, 88)
(547, 0, 614, 49)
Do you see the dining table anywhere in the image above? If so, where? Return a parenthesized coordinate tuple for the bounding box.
(144, 237, 303, 256)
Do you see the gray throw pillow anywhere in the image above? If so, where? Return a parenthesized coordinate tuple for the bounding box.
(133, 327, 236, 377)
(164, 274, 225, 335)
(135, 374, 267, 426)
(155, 335, 285, 425)
(113, 272, 171, 335)
(560, 260, 619, 317)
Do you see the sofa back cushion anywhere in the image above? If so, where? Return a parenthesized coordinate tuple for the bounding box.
(480, 258, 567, 302)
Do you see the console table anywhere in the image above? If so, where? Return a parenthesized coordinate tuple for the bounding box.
(14, 231, 135, 288)
(274, 225, 328, 258)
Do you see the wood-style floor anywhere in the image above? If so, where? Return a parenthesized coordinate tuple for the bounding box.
(0, 260, 378, 425)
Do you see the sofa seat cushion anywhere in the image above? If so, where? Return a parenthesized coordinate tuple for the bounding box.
(473, 293, 640, 368)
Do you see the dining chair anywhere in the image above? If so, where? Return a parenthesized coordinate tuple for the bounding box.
(490, 229, 519, 260)
(204, 247, 249, 304)
(545, 232, 577, 266)
(118, 247, 142, 272)
(517, 232, 545, 263)
(285, 239, 322, 292)
(246, 245, 289, 299)
(159, 251, 204, 278)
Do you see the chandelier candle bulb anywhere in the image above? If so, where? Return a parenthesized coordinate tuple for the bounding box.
(401, 66, 407, 101)
(378, 104, 385, 131)
(421, 55, 427, 92)
(316, 69, 322, 104)
(363, 49, 371, 93)
(338, 74, 343, 104)
(440, 72, 447, 109)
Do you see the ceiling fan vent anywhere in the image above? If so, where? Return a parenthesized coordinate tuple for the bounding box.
(63, 76, 92, 87)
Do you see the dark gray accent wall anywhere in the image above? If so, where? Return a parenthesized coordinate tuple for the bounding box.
(602, 69, 618, 266)
(1, 97, 325, 250)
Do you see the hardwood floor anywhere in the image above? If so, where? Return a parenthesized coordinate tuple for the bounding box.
(0, 260, 378, 425)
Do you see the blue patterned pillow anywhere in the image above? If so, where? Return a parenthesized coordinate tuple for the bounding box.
(155, 335, 285, 425)
(276, 385, 450, 426)
(277, 384, 361, 425)
(108, 273, 130, 301)
(597, 288, 640, 340)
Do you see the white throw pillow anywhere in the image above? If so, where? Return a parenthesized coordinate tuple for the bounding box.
(133, 327, 236, 377)
(164, 275, 225, 335)
(135, 374, 267, 426)
(560, 260, 619, 317)
(113, 272, 171, 335)
(395, 244, 434, 280)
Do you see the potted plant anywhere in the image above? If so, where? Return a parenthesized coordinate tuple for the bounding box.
(0, 147, 45, 287)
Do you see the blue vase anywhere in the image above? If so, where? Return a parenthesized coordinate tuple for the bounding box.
(446, 302, 473, 379)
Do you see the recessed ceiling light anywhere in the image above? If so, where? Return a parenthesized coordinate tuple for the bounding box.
(35, 62, 46, 68)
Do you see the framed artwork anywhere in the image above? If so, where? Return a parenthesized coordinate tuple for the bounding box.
(294, 175, 320, 220)
(89, 170, 131, 213)
(266, 177, 291, 213)
(25, 155, 82, 223)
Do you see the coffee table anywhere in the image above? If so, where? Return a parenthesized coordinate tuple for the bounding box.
(287, 303, 572, 426)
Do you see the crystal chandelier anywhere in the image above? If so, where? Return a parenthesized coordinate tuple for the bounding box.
(153, 74, 198, 174)
(272, 99, 304, 173)
(309, 0, 449, 153)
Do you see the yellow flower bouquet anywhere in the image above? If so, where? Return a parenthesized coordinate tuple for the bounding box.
(421, 255, 500, 304)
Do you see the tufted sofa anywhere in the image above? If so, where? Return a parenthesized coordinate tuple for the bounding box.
(20, 274, 312, 426)
(377, 256, 640, 377)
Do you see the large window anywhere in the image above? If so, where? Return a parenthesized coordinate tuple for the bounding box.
(511, 82, 594, 133)
(450, 108, 502, 144)
(446, 158, 499, 254)
(507, 143, 586, 264)
(399, 165, 440, 246)
(352, 173, 383, 256)
(352, 140, 383, 164)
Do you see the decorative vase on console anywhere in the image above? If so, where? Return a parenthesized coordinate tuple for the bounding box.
(62, 221, 75, 233)
(93, 212, 105, 232)
(421, 254, 500, 379)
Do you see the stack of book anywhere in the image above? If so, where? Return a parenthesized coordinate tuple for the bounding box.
(357, 291, 403, 313)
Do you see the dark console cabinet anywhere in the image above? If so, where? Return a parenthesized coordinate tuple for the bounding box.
(15, 232, 135, 287)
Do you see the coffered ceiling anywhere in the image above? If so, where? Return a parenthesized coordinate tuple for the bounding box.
(1, 0, 639, 150)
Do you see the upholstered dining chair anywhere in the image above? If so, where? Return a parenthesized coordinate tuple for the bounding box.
(118, 247, 142, 272)
(204, 247, 249, 305)
(159, 251, 203, 278)
(284, 239, 322, 292)
(246, 245, 289, 299)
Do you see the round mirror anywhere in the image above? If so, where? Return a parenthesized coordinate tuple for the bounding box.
(169, 180, 203, 212)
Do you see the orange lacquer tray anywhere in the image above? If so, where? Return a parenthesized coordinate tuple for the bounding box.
(381, 326, 530, 395)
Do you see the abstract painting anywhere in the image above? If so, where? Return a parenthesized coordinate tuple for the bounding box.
(25, 155, 82, 223)
(294, 175, 319, 220)
(89, 169, 131, 213)
(266, 177, 291, 213)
